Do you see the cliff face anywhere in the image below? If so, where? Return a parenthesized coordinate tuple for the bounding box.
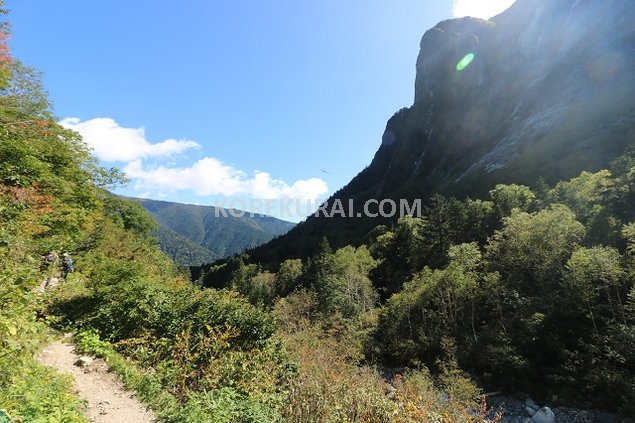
(244, 0, 635, 264)
(381, 0, 635, 198)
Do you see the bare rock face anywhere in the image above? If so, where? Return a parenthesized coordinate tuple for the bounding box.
(414, 17, 493, 105)
(319, 0, 635, 234)
(375, 0, 634, 216)
(396, 0, 635, 195)
(246, 0, 635, 262)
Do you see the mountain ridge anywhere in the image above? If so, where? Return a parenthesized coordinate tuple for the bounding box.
(130, 197, 295, 266)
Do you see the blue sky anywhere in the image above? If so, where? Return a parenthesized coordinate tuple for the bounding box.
(6, 0, 514, 220)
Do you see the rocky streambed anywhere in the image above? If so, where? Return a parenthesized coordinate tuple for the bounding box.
(487, 395, 633, 423)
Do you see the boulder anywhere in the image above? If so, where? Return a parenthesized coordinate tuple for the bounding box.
(46, 277, 60, 289)
(531, 407, 555, 423)
(526, 406, 536, 417)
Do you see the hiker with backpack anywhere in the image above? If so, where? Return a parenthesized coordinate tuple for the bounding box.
(61, 253, 74, 279)
(42, 250, 59, 271)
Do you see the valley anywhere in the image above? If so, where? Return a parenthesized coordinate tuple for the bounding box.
(1, 0, 635, 421)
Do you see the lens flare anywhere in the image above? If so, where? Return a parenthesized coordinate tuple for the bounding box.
(456, 53, 475, 71)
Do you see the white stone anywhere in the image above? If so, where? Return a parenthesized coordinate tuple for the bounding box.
(531, 407, 555, 423)
(46, 277, 60, 289)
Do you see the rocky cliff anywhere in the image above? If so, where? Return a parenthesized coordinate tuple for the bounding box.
(243, 0, 635, 264)
(388, 0, 635, 197)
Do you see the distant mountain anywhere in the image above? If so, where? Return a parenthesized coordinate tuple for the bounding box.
(154, 225, 221, 267)
(242, 0, 635, 266)
(133, 198, 295, 266)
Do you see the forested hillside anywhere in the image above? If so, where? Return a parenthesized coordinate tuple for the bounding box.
(200, 155, 635, 414)
(135, 197, 294, 266)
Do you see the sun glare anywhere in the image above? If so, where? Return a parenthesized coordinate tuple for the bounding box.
(456, 53, 476, 71)
(452, 0, 516, 19)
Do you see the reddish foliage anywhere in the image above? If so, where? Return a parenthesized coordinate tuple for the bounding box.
(0, 30, 11, 66)
(1, 185, 53, 213)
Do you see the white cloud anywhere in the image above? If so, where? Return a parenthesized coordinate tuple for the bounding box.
(124, 159, 328, 201)
(61, 116, 329, 204)
(452, 0, 516, 19)
(60, 117, 200, 162)
(247, 171, 329, 201)
(124, 158, 247, 196)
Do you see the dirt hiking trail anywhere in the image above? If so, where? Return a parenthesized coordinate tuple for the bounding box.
(38, 339, 158, 422)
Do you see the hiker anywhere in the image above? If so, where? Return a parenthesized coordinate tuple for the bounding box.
(41, 250, 59, 271)
(37, 251, 61, 292)
(61, 253, 74, 279)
